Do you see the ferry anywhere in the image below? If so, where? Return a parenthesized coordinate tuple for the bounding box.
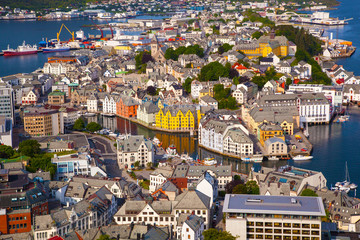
(3, 41, 38, 56)
(43, 43, 70, 52)
(292, 155, 313, 161)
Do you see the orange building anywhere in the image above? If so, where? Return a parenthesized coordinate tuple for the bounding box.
(116, 95, 139, 118)
(6, 209, 32, 234)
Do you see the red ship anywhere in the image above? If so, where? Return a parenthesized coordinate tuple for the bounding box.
(3, 41, 38, 56)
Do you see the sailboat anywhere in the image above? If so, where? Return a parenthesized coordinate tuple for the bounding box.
(332, 162, 357, 192)
(303, 122, 309, 138)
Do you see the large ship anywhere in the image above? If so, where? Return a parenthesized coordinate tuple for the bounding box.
(43, 43, 70, 53)
(3, 41, 38, 56)
(292, 12, 351, 26)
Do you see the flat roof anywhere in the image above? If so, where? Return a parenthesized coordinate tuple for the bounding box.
(223, 194, 325, 216)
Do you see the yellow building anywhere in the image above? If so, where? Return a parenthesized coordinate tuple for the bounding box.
(155, 106, 199, 131)
(198, 87, 214, 99)
(24, 107, 63, 136)
(246, 106, 299, 136)
(236, 31, 290, 59)
(257, 122, 285, 146)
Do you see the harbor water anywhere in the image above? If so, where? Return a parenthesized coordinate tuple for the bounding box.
(0, 2, 359, 188)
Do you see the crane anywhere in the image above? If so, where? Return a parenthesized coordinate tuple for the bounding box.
(105, 20, 114, 39)
(57, 23, 75, 43)
(91, 19, 104, 39)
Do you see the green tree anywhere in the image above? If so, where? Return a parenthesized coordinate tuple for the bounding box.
(251, 76, 267, 88)
(301, 189, 318, 197)
(203, 228, 236, 240)
(19, 140, 41, 157)
(245, 180, 260, 194)
(86, 122, 102, 132)
(199, 62, 229, 82)
(0, 145, 14, 159)
(286, 78, 293, 86)
(183, 77, 193, 93)
(146, 162, 152, 169)
(232, 184, 247, 194)
(73, 118, 85, 131)
(234, 175, 241, 181)
(97, 234, 111, 240)
(252, 31, 262, 39)
(164, 45, 204, 61)
(134, 161, 140, 169)
(135, 51, 153, 69)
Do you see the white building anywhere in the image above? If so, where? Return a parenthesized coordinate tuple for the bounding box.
(51, 153, 107, 181)
(232, 86, 247, 104)
(258, 93, 331, 124)
(183, 165, 232, 192)
(181, 214, 205, 240)
(43, 62, 70, 75)
(117, 135, 154, 169)
(264, 137, 288, 155)
(191, 80, 204, 99)
(149, 166, 174, 193)
(137, 101, 160, 126)
(195, 172, 218, 206)
(87, 95, 99, 113)
(114, 190, 211, 232)
(21, 89, 38, 105)
(343, 84, 360, 103)
(199, 120, 250, 154)
(223, 194, 325, 240)
(223, 128, 253, 158)
(103, 94, 118, 114)
(0, 117, 12, 147)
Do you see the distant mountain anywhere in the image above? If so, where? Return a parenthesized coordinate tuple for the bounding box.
(0, 0, 91, 10)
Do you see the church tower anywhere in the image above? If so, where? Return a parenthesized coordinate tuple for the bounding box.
(151, 35, 159, 57)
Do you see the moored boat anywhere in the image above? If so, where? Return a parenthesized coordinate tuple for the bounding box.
(268, 156, 279, 161)
(242, 154, 263, 163)
(3, 41, 38, 56)
(333, 162, 357, 192)
(201, 157, 217, 166)
(292, 155, 313, 161)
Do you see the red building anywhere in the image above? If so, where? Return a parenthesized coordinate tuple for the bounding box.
(116, 95, 139, 118)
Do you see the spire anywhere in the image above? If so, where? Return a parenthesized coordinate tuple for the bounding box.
(151, 34, 159, 44)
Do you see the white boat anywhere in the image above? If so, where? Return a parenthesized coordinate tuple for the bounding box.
(268, 156, 279, 161)
(333, 162, 357, 192)
(202, 157, 217, 166)
(101, 113, 115, 117)
(83, 112, 96, 117)
(180, 154, 193, 162)
(292, 155, 313, 161)
(303, 122, 310, 138)
(153, 137, 161, 146)
(165, 144, 178, 157)
(242, 154, 263, 163)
